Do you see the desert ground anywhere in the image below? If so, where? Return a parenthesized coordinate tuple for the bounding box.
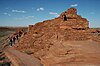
(0, 27, 100, 66)
(0, 27, 27, 66)
(0, 8, 100, 66)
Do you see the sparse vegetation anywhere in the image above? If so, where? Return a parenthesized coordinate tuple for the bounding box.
(23, 49, 33, 55)
(0, 27, 28, 66)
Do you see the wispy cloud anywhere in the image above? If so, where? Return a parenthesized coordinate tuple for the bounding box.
(3, 13, 11, 16)
(71, 4, 78, 7)
(25, 16, 34, 19)
(5, 8, 9, 9)
(5, 7, 11, 10)
(15, 16, 34, 20)
(49, 12, 59, 17)
(37, 7, 44, 11)
(49, 12, 58, 15)
(12, 10, 26, 13)
(90, 12, 95, 14)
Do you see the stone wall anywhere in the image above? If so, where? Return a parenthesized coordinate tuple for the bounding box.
(28, 7, 89, 32)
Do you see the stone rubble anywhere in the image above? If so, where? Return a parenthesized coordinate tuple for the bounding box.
(14, 8, 100, 66)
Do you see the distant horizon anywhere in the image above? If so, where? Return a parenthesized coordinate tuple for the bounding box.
(0, 24, 100, 28)
(0, 26, 28, 27)
(0, 0, 100, 27)
(0, 18, 100, 28)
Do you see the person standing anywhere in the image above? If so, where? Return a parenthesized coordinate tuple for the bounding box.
(16, 34, 18, 40)
(13, 36, 16, 44)
(9, 37, 13, 47)
(63, 15, 67, 21)
(16, 34, 19, 42)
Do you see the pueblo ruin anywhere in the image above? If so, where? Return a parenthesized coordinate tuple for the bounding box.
(15, 8, 100, 66)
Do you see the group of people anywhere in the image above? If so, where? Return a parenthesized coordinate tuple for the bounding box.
(8, 34, 19, 47)
(8, 29, 26, 47)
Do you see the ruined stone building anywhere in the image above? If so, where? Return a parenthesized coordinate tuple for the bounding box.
(13, 7, 100, 66)
(29, 7, 89, 33)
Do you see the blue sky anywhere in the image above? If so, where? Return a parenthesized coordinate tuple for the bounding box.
(0, 0, 100, 27)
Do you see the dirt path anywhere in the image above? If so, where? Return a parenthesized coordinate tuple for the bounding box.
(4, 47, 43, 66)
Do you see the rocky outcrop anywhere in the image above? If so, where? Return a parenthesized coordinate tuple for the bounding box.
(59, 8, 89, 29)
(15, 8, 100, 66)
(28, 8, 89, 33)
(15, 7, 91, 55)
(0, 50, 11, 66)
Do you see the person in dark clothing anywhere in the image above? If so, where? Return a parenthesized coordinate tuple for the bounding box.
(16, 34, 19, 42)
(9, 37, 12, 47)
(13, 36, 16, 44)
(19, 31, 22, 37)
(63, 15, 67, 21)
(16, 34, 18, 40)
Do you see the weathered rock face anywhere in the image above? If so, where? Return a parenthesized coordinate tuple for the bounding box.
(0, 50, 11, 66)
(60, 8, 77, 19)
(14, 8, 100, 66)
(16, 7, 91, 53)
(28, 8, 89, 33)
(59, 8, 89, 29)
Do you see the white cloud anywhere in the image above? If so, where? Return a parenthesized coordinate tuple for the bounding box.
(4, 13, 7, 15)
(49, 12, 59, 17)
(71, 4, 78, 7)
(37, 7, 44, 11)
(12, 10, 26, 13)
(49, 12, 58, 15)
(3, 13, 11, 16)
(37, 9, 40, 11)
(15, 16, 34, 20)
(40, 8, 44, 10)
(25, 16, 34, 19)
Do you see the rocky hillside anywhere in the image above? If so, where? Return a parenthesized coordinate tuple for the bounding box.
(15, 8, 100, 66)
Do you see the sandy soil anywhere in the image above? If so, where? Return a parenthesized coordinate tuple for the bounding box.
(41, 40, 100, 66)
